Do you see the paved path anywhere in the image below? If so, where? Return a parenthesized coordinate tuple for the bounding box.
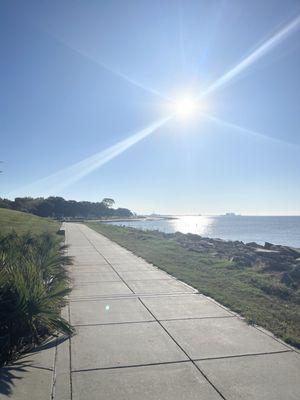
(1, 223, 300, 399)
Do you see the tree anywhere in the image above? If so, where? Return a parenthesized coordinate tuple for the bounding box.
(35, 199, 54, 217)
(0, 196, 132, 219)
(101, 198, 115, 208)
(113, 208, 132, 218)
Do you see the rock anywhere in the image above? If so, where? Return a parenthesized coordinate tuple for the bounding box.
(246, 242, 264, 249)
(163, 231, 298, 281)
(264, 242, 273, 249)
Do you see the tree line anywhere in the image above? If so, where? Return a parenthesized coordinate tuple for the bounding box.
(0, 196, 133, 219)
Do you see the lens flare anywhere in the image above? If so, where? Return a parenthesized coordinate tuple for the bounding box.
(202, 113, 300, 149)
(199, 13, 300, 99)
(7, 116, 172, 198)
(173, 97, 197, 118)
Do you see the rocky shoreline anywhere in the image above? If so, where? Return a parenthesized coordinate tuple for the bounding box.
(157, 231, 300, 288)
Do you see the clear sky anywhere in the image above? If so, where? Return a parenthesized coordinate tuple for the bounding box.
(1, 0, 300, 215)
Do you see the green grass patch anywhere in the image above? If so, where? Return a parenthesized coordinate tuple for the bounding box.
(0, 208, 59, 235)
(87, 222, 300, 348)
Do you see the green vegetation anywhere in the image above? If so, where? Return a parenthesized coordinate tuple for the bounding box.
(0, 208, 73, 366)
(0, 196, 132, 219)
(0, 208, 59, 235)
(87, 222, 300, 348)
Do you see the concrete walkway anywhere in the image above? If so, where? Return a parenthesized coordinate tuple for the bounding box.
(1, 222, 300, 399)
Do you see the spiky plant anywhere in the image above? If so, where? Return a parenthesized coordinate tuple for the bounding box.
(0, 232, 74, 366)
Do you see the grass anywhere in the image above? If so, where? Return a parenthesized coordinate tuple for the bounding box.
(0, 208, 60, 235)
(87, 222, 300, 349)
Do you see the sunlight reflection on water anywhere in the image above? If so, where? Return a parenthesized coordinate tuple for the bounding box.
(107, 215, 300, 248)
(168, 215, 214, 235)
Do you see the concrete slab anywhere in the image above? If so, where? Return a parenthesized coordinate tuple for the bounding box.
(72, 261, 110, 268)
(106, 255, 149, 262)
(68, 250, 96, 256)
(141, 294, 232, 320)
(72, 252, 104, 258)
(70, 298, 154, 325)
(54, 337, 71, 400)
(70, 271, 120, 282)
(73, 257, 105, 264)
(196, 351, 300, 400)
(68, 248, 97, 253)
(71, 265, 112, 274)
(113, 261, 156, 268)
(72, 362, 222, 400)
(68, 245, 91, 250)
(71, 322, 188, 370)
(70, 281, 132, 298)
(111, 263, 157, 272)
(19, 342, 56, 370)
(0, 364, 53, 400)
(162, 317, 288, 360)
(119, 270, 172, 281)
(110, 257, 154, 265)
(70, 255, 100, 261)
(72, 251, 102, 257)
(127, 279, 197, 294)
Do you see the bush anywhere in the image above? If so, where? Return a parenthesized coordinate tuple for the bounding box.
(0, 232, 74, 366)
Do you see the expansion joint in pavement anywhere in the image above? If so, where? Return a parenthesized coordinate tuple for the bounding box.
(252, 324, 299, 353)
(51, 340, 58, 400)
(72, 320, 156, 328)
(71, 359, 191, 373)
(78, 226, 135, 294)
(194, 349, 293, 362)
(68, 302, 73, 400)
(72, 315, 237, 328)
(160, 315, 236, 322)
(138, 297, 228, 400)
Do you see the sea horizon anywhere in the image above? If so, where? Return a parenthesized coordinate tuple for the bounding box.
(106, 214, 300, 248)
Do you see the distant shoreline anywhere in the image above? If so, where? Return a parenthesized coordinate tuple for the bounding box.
(99, 215, 300, 249)
(88, 216, 177, 223)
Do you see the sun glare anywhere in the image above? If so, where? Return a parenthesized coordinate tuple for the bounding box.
(172, 96, 197, 119)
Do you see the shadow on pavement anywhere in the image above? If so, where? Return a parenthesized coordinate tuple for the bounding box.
(31, 334, 69, 352)
(0, 360, 32, 396)
(0, 335, 69, 397)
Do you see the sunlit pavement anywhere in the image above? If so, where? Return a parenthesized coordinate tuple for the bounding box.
(2, 223, 299, 399)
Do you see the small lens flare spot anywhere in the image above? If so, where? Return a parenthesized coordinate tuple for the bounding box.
(105, 305, 110, 311)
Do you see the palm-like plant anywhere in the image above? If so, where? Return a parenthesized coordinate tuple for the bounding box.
(0, 232, 74, 366)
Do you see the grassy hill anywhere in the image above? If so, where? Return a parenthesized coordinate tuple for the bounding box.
(0, 208, 60, 235)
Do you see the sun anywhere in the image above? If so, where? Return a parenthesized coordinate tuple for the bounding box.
(172, 96, 197, 119)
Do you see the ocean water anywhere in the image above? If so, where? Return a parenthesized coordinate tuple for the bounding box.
(106, 215, 300, 248)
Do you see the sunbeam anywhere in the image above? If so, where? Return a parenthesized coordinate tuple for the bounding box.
(45, 30, 170, 102)
(202, 113, 300, 149)
(199, 13, 300, 98)
(177, 0, 187, 76)
(8, 116, 172, 198)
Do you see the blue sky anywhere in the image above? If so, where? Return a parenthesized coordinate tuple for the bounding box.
(1, 0, 300, 215)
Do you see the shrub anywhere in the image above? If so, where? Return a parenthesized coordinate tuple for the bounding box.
(0, 232, 73, 366)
